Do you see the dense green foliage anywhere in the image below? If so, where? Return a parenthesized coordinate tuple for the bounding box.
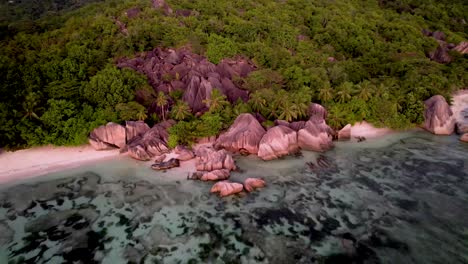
(0, 0, 467, 148)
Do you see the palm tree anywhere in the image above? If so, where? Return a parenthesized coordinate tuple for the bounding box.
(335, 82, 354, 104)
(22, 92, 41, 120)
(203, 89, 229, 113)
(278, 101, 299, 122)
(248, 91, 266, 112)
(356, 80, 374, 101)
(156, 91, 168, 121)
(318, 84, 333, 103)
(171, 101, 192, 120)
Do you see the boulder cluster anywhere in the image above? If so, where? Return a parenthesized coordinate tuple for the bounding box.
(422, 29, 468, 64)
(117, 47, 254, 114)
(423, 94, 468, 142)
(214, 104, 335, 161)
(89, 120, 175, 161)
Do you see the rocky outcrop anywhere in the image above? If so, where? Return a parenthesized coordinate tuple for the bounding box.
(338, 124, 351, 141)
(289, 121, 306, 131)
(126, 121, 150, 143)
(460, 133, 468, 143)
(195, 146, 236, 171)
(125, 7, 141, 18)
(117, 48, 254, 114)
(243, 178, 265, 192)
(308, 103, 328, 120)
(152, 0, 172, 15)
(430, 43, 452, 64)
(89, 122, 126, 150)
(424, 95, 455, 135)
(151, 158, 180, 170)
(127, 120, 175, 160)
(174, 145, 194, 161)
(297, 120, 334, 152)
(258, 126, 298, 160)
(210, 181, 243, 197)
(454, 42, 468, 54)
(215, 113, 266, 154)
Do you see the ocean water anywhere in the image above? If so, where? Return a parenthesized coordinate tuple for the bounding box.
(0, 132, 467, 264)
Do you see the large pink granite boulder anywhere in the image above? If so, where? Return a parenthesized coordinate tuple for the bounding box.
(195, 146, 236, 171)
(89, 122, 126, 150)
(126, 121, 150, 143)
(127, 120, 175, 160)
(297, 120, 334, 152)
(243, 178, 266, 192)
(210, 181, 243, 197)
(424, 95, 455, 135)
(258, 126, 298, 160)
(215, 113, 266, 154)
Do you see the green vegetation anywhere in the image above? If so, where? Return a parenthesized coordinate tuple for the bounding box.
(0, 0, 467, 149)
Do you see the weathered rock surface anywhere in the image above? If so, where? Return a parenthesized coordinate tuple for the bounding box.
(243, 178, 266, 192)
(289, 121, 306, 131)
(195, 146, 236, 171)
(454, 42, 468, 54)
(190, 169, 230, 181)
(125, 7, 141, 18)
(89, 122, 126, 150)
(215, 113, 266, 154)
(210, 181, 243, 197)
(174, 145, 195, 161)
(430, 43, 452, 64)
(152, 0, 172, 15)
(117, 48, 254, 114)
(126, 121, 150, 143)
(297, 120, 334, 152)
(151, 158, 180, 170)
(308, 103, 328, 120)
(154, 154, 166, 163)
(258, 126, 298, 160)
(127, 120, 175, 160)
(424, 95, 455, 135)
(460, 133, 468, 143)
(338, 124, 352, 141)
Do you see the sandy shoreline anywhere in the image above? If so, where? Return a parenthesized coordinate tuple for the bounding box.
(3, 88, 465, 186)
(0, 145, 120, 184)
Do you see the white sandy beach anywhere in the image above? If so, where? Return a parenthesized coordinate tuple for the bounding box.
(0, 145, 120, 184)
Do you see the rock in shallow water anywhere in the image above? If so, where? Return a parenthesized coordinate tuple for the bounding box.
(243, 178, 266, 192)
(210, 181, 243, 197)
(297, 119, 334, 152)
(195, 146, 236, 171)
(151, 158, 180, 170)
(258, 125, 298, 160)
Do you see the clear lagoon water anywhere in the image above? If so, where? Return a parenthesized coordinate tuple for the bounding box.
(0, 131, 467, 264)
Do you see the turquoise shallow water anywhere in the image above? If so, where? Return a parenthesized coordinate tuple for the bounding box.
(0, 132, 467, 263)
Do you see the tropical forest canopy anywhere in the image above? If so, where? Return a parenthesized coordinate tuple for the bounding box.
(0, 0, 467, 148)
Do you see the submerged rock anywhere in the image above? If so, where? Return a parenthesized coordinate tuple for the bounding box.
(89, 122, 126, 150)
(190, 169, 230, 181)
(338, 124, 351, 141)
(424, 95, 455, 135)
(127, 120, 175, 160)
(210, 181, 243, 197)
(215, 113, 266, 154)
(243, 178, 266, 192)
(297, 120, 334, 152)
(258, 125, 298, 160)
(151, 158, 180, 170)
(195, 146, 236, 171)
(461, 133, 468, 143)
